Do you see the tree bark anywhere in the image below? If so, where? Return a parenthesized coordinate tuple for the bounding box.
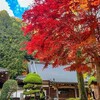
(77, 72, 87, 100)
(96, 63, 100, 100)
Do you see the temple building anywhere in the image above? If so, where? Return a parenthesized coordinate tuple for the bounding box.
(16, 60, 79, 100)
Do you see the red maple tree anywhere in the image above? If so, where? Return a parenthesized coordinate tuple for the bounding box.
(22, 0, 100, 98)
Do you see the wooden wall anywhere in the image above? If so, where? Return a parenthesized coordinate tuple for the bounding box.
(43, 81, 78, 100)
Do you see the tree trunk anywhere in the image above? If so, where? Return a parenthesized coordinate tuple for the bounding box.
(77, 72, 87, 100)
(96, 63, 100, 100)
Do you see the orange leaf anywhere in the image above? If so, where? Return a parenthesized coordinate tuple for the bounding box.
(91, 0, 100, 6)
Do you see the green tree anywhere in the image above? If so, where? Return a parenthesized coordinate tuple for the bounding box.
(0, 79, 18, 100)
(23, 73, 42, 99)
(0, 10, 26, 78)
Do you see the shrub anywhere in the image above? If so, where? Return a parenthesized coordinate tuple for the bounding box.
(23, 84, 42, 89)
(23, 73, 43, 99)
(66, 98, 80, 100)
(23, 83, 34, 89)
(0, 79, 18, 100)
(23, 73, 42, 84)
(88, 76, 97, 85)
(23, 89, 40, 95)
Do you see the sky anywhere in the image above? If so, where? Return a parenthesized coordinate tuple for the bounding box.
(0, 0, 34, 19)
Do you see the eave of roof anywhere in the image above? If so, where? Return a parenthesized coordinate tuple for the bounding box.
(0, 67, 8, 72)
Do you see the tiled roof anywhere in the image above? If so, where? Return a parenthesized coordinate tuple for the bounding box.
(16, 61, 78, 83)
(28, 62, 78, 83)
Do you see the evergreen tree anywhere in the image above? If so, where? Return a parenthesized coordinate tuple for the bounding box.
(0, 10, 27, 78)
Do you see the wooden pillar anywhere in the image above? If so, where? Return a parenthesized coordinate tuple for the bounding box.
(48, 81, 51, 99)
(56, 88, 59, 100)
(74, 87, 78, 98)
